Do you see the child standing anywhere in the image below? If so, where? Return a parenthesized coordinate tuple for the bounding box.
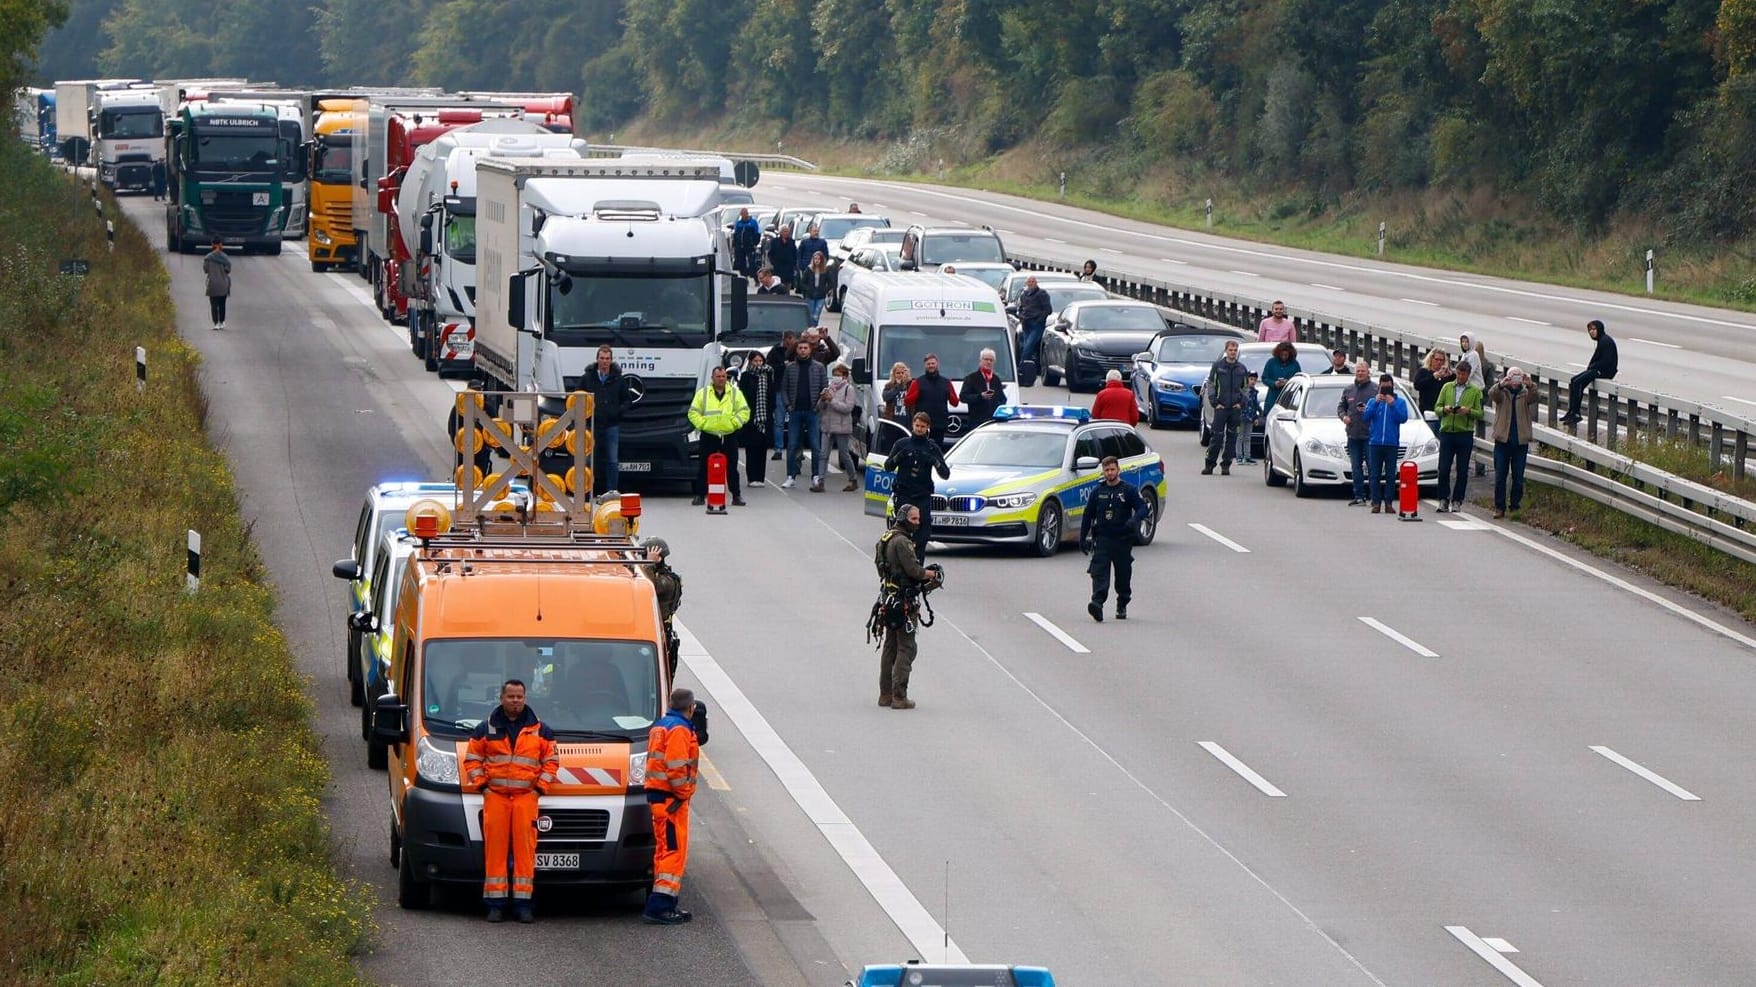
(1236, 372, 1262, 464)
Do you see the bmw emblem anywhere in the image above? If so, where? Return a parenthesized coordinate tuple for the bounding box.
(536, 815, 554, 833)
(623, 375, 646, 405)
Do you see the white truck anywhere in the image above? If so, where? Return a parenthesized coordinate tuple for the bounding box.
(53, 79, 139, 164)
(473, 158, 748, 482)
(394, 120, 587, 373)
(89, 83, 163, 192)
(206, 90, 312, 238)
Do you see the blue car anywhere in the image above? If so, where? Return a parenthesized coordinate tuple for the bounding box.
(1128, 327, 1248, 429)
(849, 963, 1056, 986)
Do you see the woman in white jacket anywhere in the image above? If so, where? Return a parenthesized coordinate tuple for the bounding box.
(819, 362, 861, 490)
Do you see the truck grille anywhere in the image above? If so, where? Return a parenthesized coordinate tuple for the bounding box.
(538, 808, 610, 842)
(558, 377, 696, 437)
(201, 189, 271, 236)
(322, 201, 353, 226)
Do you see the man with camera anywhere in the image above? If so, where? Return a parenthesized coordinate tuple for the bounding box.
(1080, 456, 1150, 622)
(873, 504, 944, 709)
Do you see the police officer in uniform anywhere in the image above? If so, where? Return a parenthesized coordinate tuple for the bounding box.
(643, 538, 683, 680)
(1079, 455, 1149, 622)
(872, 503, 942, 709)
(882, 412, 951, 559)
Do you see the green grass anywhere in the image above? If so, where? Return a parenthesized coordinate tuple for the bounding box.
(0, 142, 372, 983)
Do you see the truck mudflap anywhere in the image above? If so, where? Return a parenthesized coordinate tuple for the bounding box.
(401, 786, 654, 888)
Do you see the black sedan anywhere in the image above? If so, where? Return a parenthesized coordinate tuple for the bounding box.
(1039, 299, 1173, 392)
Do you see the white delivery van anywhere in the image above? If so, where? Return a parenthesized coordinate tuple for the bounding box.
(838, 272, 1017, 454)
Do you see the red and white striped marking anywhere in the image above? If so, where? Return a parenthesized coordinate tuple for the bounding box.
(556, 765, 622, 787)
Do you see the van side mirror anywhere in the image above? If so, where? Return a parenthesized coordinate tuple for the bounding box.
(851, 357, 870, 384)
(332, 559, 360, 580)
(372, 694, 409, 747)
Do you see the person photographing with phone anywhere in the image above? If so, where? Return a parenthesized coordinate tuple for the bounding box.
(1360, 374, 1409, 513)
(1433, 361, 1483, 512)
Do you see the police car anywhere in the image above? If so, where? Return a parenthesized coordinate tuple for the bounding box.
(848, 963, 1056, 986)
(863, 405, 1166, 557)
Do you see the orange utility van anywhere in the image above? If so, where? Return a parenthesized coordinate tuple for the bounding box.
(371, 392, 668, 908)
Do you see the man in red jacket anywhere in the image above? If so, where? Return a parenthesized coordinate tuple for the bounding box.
(1090, 370, 1140, 426)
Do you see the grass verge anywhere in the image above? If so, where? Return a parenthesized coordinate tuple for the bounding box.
(0, 141, 372, 982)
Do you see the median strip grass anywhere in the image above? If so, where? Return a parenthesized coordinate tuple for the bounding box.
(0, 141, 370, 982)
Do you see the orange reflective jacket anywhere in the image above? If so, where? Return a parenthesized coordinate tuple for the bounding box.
(464, 706, 559, 796)
(644, 711, 699, 801)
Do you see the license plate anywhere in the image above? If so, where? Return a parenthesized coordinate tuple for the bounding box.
(534, 852, 579, 870)
(621, 462, 651, 473)
(446, 340, 474, 357)
(935, 515, 970, 527)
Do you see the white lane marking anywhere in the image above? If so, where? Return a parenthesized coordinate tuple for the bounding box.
(1188, 523, 1250, 553)
(1589, 746, 1702, 801)
(1310, 282, 1345, 291)
(867, 202, 886, 210)
(1437, 519, 1490, 531)
(1198, 742, 1288, 797)
(993, 229, 1014, 236)
(1446, 926, 1545, 987)
(1100, 247, 1124, 255)
(1023, 612, 1090, 654)
(1159, 257, 1188, 265)
(1484, 523, 1756, 651)
(1400, 298, 1440, 307)
(1627, 337, 1682, 349)
(675, 621, 969, 963)
(937, 628, 1386, 983)
(1507, 317, 1551, 326)
(1044, 236, 1067, 244)
(1229, 269, 1261, 278)
(906, 210, 928, 218)
(1722, 395, 1756, 408)
(1359, 617, 1439, 658)
(1483, 938, 1519, 954)
(824, 177, 1756, 333)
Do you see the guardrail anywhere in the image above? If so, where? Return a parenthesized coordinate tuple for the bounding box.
(584, 143, 819, 172)
(1011, 253, 1753, 481)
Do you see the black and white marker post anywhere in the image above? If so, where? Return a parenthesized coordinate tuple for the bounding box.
(106, 220, 115, 253)
(186, 529, 201, 594)
(135, 346, 146, 392)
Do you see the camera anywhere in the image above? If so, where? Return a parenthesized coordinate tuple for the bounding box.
(1379, 385, 1395, 395)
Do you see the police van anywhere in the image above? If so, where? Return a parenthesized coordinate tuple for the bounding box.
(838, 272, 1018, 455)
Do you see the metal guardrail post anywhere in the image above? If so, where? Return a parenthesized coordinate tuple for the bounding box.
(1711, 422, 1724, 474)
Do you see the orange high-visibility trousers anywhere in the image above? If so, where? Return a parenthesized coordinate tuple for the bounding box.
(650, 797, 690, 897)
(482, 789, 539, 903)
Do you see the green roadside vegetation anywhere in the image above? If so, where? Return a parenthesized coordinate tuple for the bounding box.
(0, 140, 371, 982)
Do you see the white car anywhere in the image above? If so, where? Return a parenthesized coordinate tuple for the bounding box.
(1261, 373, 1440, 497)
(942, 261, 1015, 295)
(1000, 269, 1081, 308)
(833, 243, 905, 309)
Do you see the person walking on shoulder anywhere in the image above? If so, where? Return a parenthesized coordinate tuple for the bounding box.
(1488, 366, 1537, 517)
(1256, 300, 1295, 343)
(1080, 456, 1148, 622)
(1090, 369, 1139, 425)
(1433, 361, 1483, 512)
(1561, 320, 1617, 427)
(688, 367, 750, 507)
(643, 688, 703, 925)
(463, 680, 558, 924)
(203, 241, 232, 330)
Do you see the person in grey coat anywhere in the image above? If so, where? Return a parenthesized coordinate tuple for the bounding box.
(1202, 339, 1251, 475)
(819, 363, 861, 490)
(203, 241, 232, 330)
(1336, 360, 1379, 505)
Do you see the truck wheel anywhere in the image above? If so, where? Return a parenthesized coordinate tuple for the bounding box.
(423, 322, 440, 373)
(347, 631, 364, 707)
(265, 240, 282, 256)
(397, 833, 432, 910)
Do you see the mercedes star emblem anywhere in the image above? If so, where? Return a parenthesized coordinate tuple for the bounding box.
(623, 375, 645, 405)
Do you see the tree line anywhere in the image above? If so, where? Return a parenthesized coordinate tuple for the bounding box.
(22, 0, 1756, 239)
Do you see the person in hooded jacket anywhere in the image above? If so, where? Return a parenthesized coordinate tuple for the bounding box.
(1561, 319, 1618, 427)
(1090, 369, 1139, 425)
(819, 362, 861, 490)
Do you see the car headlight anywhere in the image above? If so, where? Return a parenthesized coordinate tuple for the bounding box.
(1072, 345, 1099, 358)
(416, 734, 459, 784)
(1305, 438, 1347, 458)
(314, 230, 332, 245)
(1416, 438, 1439, 456)
(627, 750, 648, 787)
(1155, 379, 1186, 393)
(987, 492, 1038, 510)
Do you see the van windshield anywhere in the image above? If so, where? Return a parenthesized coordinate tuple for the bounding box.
(877, 325, 1015, 382)
(422, 638, 661, 737)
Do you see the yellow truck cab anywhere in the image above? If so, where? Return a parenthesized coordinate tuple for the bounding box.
(370, 392, 667, 907)
(308, 98, 362, 270)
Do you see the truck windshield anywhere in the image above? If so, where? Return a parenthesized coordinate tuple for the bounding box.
(422, 637, 661, 737)
(193, 132, 280, 171)
(313, 141, 352, 183)
(876, 325, 1016, 383)
(548, 273, 711, 348)
(98, 109, 161, 139)
(445, 215, 476, 263)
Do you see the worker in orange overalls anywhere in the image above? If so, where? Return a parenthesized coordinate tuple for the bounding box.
(463, 678, 558, 923)
(642, 686, 701, 924)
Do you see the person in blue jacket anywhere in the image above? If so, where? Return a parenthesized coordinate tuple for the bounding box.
(1360, 374, 1408, 513)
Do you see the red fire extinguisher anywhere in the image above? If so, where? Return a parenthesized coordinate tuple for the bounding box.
(1397, 459, 1422, 521)
(705, 452, 729, 515)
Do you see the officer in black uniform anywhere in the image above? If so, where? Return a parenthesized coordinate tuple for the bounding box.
(1079, 455, 1149, 622)
(882, 411, 951, 559)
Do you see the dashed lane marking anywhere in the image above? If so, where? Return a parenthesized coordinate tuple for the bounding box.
(1198, 742, 1288, 797)
(1188, 523, 1250, 553)
(1627, 337, 1682, 349)
(1400, 298, 1440, 307)
(1446, 926, 1544, 987)
(1229, 270, 1261, 278)
(1023, 612, 1090, 654)
(1589, 746, 1701, 801)
(1507, 317, 1551, 326)
(1310, 282, 1345, 291)
(1359, 617, 1439, 658)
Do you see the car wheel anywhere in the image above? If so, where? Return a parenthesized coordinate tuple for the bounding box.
(1199, 420, 1210, 447)
(828, 288, 843, 313)
(1293, 451, 1313, 498)
(1135, 489, 1159, 545)
(398, 831, 432, 910)
(347, 631, 364, 707)
(1032, 499, 1063, 558)
(1043, 365, 1062, 387)
(1147, 398, 1166, 430)
(1264, 441, 1287, 487)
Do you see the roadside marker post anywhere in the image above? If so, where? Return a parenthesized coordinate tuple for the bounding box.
(135, 346, 146, 392)
(186, 530, 201, 594)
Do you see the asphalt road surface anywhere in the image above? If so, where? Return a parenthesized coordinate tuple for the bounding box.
(125, 190, 1756, 985)
(761, 173, 1756, 418)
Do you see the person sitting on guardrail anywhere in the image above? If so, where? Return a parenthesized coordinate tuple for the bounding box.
(1488, 366, 1538, 518)
(1561, 320, 1618, 427)
(1257, 300, 1295, 343)
(1456, 333, 1486, 381)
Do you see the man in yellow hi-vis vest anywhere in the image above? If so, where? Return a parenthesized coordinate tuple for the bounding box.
(688, 366, 751, 507)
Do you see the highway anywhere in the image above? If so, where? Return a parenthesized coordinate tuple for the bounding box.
(124, 189, 1756, 985)
(761, 172, 1756, 416)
